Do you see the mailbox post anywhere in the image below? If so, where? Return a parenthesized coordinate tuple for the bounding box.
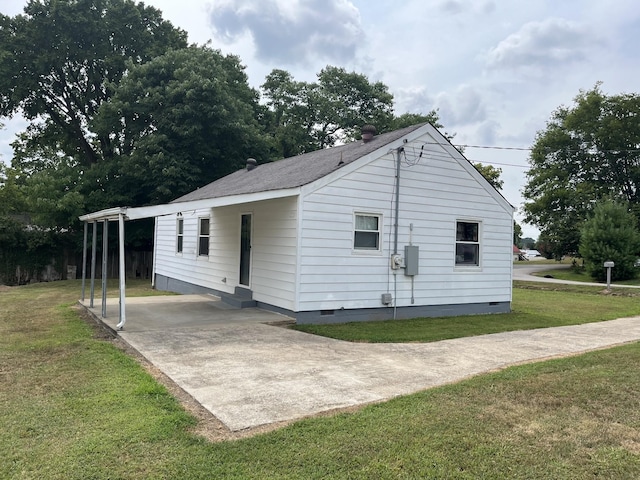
(604, 261, 615, 290)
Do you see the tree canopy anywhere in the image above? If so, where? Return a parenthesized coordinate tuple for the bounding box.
(523, 84, 640, 256)
(473, 163, 503, 192)
(260, 66, 440, 158)
(93, 45, 270, 206)
(0, 0, 188, 168)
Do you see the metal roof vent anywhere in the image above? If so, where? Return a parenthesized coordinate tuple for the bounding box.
(246, 158, 257, 171)
(361, 124, 376, 143)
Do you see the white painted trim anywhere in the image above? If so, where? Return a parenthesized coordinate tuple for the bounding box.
(79, 188, 301, 222)
(454, 219, 483, 270)
(294, 196, 303, 312)
(239, 212, 253, 287)
(197, 215, 211, 257)
(352, 211, 384, 254)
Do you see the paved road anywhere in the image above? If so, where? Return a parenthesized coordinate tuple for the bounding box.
(513, 262, 640, 288)
(85, 295, 640, 432)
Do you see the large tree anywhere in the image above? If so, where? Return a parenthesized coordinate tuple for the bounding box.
(261, 66, 397, 157)
(523, 85, 640, 256)
(0, 0, 188, 169)
(92, 45, 270, 206)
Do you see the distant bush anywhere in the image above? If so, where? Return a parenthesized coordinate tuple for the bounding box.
(579, 200, 640, 281)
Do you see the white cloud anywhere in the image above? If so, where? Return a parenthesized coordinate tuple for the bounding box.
(207, 0, 363, 66)
(434, 85, 487, 126)
(486, 17, 602, 71)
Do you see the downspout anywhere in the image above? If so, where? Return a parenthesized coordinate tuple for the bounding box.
(394, 147, 403, 255)
(116, 213, 127, 330)
(393, 147, 404, 320)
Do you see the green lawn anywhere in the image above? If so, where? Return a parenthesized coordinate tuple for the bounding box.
(293, 282, 640, 342)
(1, 280, 639, 479)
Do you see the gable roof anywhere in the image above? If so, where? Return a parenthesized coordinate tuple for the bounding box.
(79, 121, 513, 222)
(172, 123, 427, 204)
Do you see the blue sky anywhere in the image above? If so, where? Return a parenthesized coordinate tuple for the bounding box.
(2, 0, 640, 238)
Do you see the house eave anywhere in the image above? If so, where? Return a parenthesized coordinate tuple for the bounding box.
(79, 207, 127, 222)
(78, 187, 301, 222)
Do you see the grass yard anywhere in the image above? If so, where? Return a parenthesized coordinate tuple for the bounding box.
(293, 282, 640, 342)
(1, 280, 639, 479)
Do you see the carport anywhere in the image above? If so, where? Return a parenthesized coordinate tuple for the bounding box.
(78, 191, 290, 329)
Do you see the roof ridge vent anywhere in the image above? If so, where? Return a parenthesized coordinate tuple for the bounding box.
(246, 158, 257, 171)
(361, 124, 376, 143)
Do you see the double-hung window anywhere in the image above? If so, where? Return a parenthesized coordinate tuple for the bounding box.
(198, 217, 210, 256)
(455, 221, 480, 266)
(354, 213, 381, 251)
(176, 218, 184, 254)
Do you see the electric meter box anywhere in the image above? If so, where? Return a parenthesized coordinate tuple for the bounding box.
(404, 245, 419, 276)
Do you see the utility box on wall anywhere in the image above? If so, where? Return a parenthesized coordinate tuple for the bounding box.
(404, 245, 419, 276)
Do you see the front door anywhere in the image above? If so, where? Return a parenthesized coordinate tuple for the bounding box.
(239, 213, 252, 286)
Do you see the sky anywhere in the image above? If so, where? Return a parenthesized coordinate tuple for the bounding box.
(2, 0, 640, 239)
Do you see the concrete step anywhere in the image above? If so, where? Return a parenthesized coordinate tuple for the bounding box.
(220, 287, 257, 308)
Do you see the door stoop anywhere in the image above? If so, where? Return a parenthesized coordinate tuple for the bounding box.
(220, 287, 257, 308)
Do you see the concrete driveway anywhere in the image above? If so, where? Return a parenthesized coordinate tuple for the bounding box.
(83, 295, 640, 432)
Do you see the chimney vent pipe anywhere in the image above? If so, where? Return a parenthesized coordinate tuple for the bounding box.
(361, 124, 376, 143)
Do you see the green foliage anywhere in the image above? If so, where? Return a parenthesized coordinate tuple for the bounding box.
(93, 45, 269, 205)
(0, 216, 67, 285)
(523, 84, 640, 256)
(0, 0, 190, 256)
(579, 200, 640, 281)
(513, 221, 523, 246)
(0, 164, 26, 214)
(473, 162, 503, 191)
(261, 66, 396, 157)
(536, 223, 582, 259)
(389, 111, 442, 130)
(0, 0, 188, 167)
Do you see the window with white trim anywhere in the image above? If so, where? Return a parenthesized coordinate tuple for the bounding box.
(354, 213, 381, 251)
(455, 221, 480, 266)
(176, 218, 184, 254)
(198, 217, 210, 256)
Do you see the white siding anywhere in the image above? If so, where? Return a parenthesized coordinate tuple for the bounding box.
(155, 197, 298, 310)
(297, 132, 513, 312)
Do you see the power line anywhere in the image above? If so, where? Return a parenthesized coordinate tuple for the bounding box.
(456, 144, 532, 151)
(469, 159, 530, 168)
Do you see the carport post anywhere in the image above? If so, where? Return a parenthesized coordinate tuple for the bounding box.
(81, 221, 88, 301)
(89, 221, 97, 308)
(101, 220, 108, 318)
(116, 213, 127, 330)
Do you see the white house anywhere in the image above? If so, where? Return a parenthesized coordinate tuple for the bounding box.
(79, 122, 514, 326)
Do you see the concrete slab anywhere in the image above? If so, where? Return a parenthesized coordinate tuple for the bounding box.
(81, 296, 640, 432)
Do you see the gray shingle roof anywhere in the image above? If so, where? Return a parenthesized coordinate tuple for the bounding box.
(172, 123, 427, 203)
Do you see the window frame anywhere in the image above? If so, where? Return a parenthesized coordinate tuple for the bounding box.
(197, 216, 210, 257)
(176, 217, 184, 255)
(455, 220, 481, 267)
(353, 212, 382, 253)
